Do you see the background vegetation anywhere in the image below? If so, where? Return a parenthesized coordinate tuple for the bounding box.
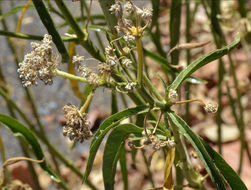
(0, 0, 250, 189)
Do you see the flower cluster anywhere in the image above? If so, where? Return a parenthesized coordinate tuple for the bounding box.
(17, 34, 57, 87)
(98, 46, 118, 75)
(204, 102, 218, 113)
(62, 104, 92, 143)
(148, 135, 176, 150)
(73, 55, 100, 85)
(121, 58, 132, 68)
(110, 0, 152, 41)
(127, 129, 176, 150)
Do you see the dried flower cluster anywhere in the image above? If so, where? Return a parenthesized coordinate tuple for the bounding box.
(62, 104, 92, 143)
(72, 55, 85, 67)
(17, 34, 57, 87)
(98, 46, 118, 75)
(110, 0, 152, 41)
(127, 129, 176, 150)
(73, 55, 100, 85)
(204, 102, 218, 113)
(148, 135, 176, 150)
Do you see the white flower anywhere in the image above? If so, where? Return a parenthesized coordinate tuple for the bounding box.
(122, 58, 132, 68)
(141, 8, 153, 22)
(73, 55, 85, 66)
(123, 2, 133, 17)
(106, 55, 118, 67)
(109, 2, 122, 17)
(168, 89, 178, 103)
(105, 45, 115, 55)
(123, 33, 135, 42)
(125, 82, 137, 91)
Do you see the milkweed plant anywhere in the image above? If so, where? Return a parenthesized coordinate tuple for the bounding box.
(0, 0, 250, 190)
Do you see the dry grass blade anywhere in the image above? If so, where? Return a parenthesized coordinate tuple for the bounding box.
(168, 40, 211, 56)
(0, 157, 44, 186)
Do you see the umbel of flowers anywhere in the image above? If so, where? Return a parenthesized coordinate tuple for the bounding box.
(17, 1, 217, 144)
(17, 34, 58, 87)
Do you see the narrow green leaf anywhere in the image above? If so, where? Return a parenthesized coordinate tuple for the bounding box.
(32, 0, 69, 62)
(83, 105, 149, 181)
(185, 76, 208, 85)
(201, 139, 248, 190)
(0, 5, 34, 21)
(58, 15, 105, 28)
(0, 30, 77, 42)
(111, 92, 118, 115)
(158, 74, 168, 90)
(167, 112, 227, 190)
(169, 0, 182, 65)
(119, 145, 128, 190)
(169, 33, 240, 90)
(103, 124, 143, 190)
(0, 114, 60, 182)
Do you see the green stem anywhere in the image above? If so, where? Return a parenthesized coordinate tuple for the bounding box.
(238, 0, 247, 18)
(79, 92, 94, 113)
(136, 37, 143, 87)
(54, 0, 105, 62)
(150, 0, 166, 58)
(216, 59, 224, 154)
(54, 69, 89, 83)
(185, 0, 191, 124)
(121, 66, 136, 82)
(226, 83, 251, 163)
(141, 149, 155, 187)
(0, 30, 78, 41)
(169, 0, 182, 65)
(143, 75, 164, 102)
(174, 150, 184, 190)
(0, 135, 5, 163)
(82, 0, 105, 51)
(228, 55, 246, 174)
(55, 69, 117, 88)
(46, 0, 65, 19)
